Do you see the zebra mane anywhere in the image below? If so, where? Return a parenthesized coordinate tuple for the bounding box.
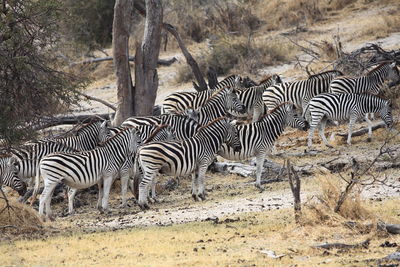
(258, 75, 273, 85)
(198, 117, 226, 131)
(0, 153, 11, 158)
(308, 70, 343, 79)
(204, 86, 229, 106)
(97, 127, 133, 147)
(75, 120, 101, 135)
(144, 124, 169, 144)
(366, 61, 392, 75)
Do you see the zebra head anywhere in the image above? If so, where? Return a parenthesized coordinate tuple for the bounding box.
(127, 128, 142, 155)
(225, 120, 242, 152)
(387, 62, 400, 86)
(0, 157, 27, 196)
(99, 120, 113, 143)
(226, 87, 246, 115)
(380, 100, 394, 128)
(283, 103, 310, 131)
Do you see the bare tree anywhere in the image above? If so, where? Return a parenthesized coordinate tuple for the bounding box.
(112, 0, 135, 125)
(134, 0, 163, 115)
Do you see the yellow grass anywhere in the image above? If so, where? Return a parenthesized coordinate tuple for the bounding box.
(1, 197, 400, 267)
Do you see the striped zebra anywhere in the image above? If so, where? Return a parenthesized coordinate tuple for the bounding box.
(306, 93, 393, 149)
(162, 74, 242, 114)
(329, 62, 399, 95)
(218, 102, 309, 188)
(230, 75, 283, 122)
(136, 117, 241, 209)
(38, 127, 141, 220)
(65, 124, 175, 213)
(263, 70, 343, 113)
(30, 121, 111, 203)
(184, 86, 246, 125)
(0, 156, 27, 196)
(329, 62, 399, 120)
(121, 114, 200, 141)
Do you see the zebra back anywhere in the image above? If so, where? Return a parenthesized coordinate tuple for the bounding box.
(162, 75, 242, 114)
(329, 62, 399, 95)
(263, 70, 343, 111)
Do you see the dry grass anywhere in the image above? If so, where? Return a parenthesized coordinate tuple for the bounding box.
(0, 199, 43, 235)
(1, 197, 399, 266)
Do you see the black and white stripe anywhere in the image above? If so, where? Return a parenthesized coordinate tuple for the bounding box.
(230, 75, 282, 122)
(38, 127, 141, 219)
(218, 103, 309, 188)
(263, 70, 343, 112)
(162, 75, 242, 114)
(306, 93, 393, 148)
(121, 114, 200, 141)
(136, 118, 241, 209)
(0, 156, 27, 196)
(329, 62, 400, 95)
(184, 86, 246, 125)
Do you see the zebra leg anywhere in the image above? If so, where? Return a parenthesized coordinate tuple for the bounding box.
(308, 115, 322, 149)
(101, 176, 114, 214)
(196, 166, 208, 201)
(39, 180, 58, 220)
(347, 116, 357, 145)
(97, 181, 103, 211)
(68, 188, 78, 215)
(365, 115, 373, 142)
(149, 176, 158, 203)
(191, 171, 199, 201)
(120, 170, 129, 208)
(318, 117, 332, 148)
(255, 154, 265, 189)
(138, 175, 153, 210)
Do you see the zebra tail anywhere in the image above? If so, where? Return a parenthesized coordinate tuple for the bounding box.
(303, 103, 311, 122)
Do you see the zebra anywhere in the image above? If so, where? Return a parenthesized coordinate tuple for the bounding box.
(162, 74, 242, 114)
(218, 102, 309, 188)
(65, 124, 176, 213)
(263, 70, 343, 113)
(30, 121, 111, 203)
(0, 156, 27, 196)
(38, 127, 141, 220)
(329, 62, 399, 120)
(184, 86, 246, 126)
(121, 113, 200, 141)
(230, 74, 283, 122)
(136, 117, 241, 209)
(329, 62, 400, 95)
(306, 93, 393, 149)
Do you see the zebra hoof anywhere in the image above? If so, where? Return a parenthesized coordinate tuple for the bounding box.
(199, 193, 206, 201)
(138, 203, 150, 210)
(367, 137, 372, 142)
(255, 183, 262, 190)
(119, 203, 128, 209)
(326, 144, 333, 148)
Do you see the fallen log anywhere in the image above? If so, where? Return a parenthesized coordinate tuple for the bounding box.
(70, 56, 177, 67)
(378, 222, 400, 235)
(313, 239, 370, 250)
(33, 113, 113, 130)
(337, 122, 386, 139)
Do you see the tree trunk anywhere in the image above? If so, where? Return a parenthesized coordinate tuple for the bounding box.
(112, 0, 134, 125)
(133, 0, 163, 115)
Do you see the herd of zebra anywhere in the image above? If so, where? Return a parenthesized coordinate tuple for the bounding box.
(0, 61, 398, 220)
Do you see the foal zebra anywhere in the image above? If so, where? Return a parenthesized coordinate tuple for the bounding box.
(218, 102, 309, 188)
(0, 156, 27, 196)
(184, 86, 246, 125)
(263, 70, 343, 112)
(162, 74, 242, 114)
(136, 117, 241, 209)
(230, 75, 283, 122)
(121, 114, 200, 141)
(38, 127, 141, 219)
(329, 62, 400, 95)
(306, 93, 393, 149)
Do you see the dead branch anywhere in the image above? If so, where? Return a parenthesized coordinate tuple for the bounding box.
(78, 92, 116, 111)
(32, 113, 112, 131)
(313, 239, 370, 250)
(286, 159, 301, 223)
(337, 122, 386, 139)
(69, 56, 177, 67)
(378, 222, 400, 235)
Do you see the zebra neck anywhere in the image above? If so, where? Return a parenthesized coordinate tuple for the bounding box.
(366, 66, 388, 89)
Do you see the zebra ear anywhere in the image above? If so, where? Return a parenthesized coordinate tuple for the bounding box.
(390, 62, 396, 68)
(100, 120, 109, 128)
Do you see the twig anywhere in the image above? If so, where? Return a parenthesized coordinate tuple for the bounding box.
(78, 92, 116, 111)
